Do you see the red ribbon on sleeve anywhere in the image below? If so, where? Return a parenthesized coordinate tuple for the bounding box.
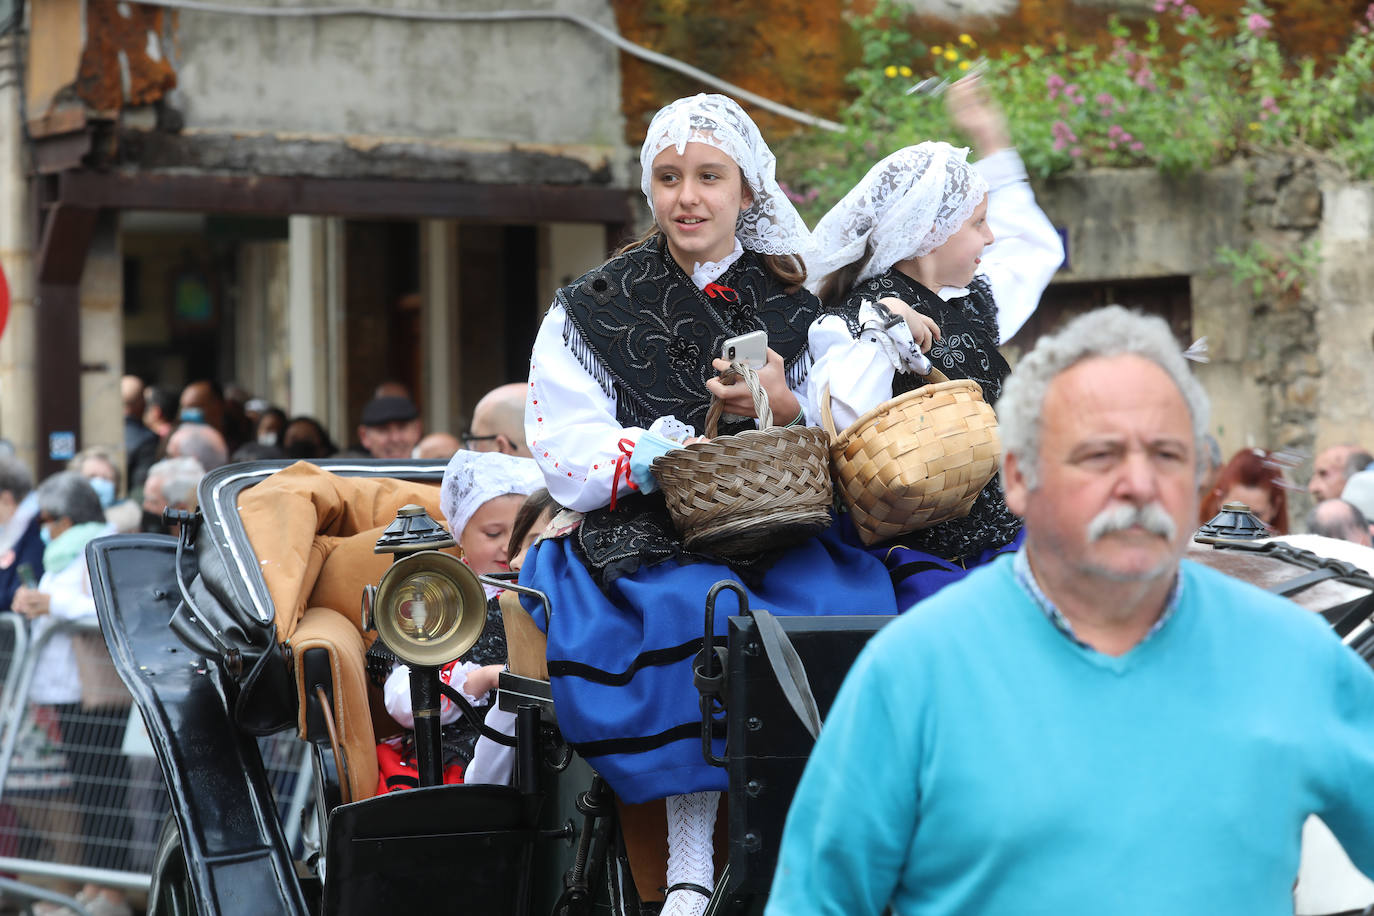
(610, 437, 640, 511)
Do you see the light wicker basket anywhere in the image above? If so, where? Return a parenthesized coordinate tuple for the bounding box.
(652, 364, 833, 559)
(819, 367, 1001, 547)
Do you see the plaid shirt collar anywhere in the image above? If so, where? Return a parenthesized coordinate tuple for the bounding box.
(1012, 548, 1182, 650)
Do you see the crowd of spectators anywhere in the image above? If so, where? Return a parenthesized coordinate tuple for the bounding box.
(0, 372, 528, 913)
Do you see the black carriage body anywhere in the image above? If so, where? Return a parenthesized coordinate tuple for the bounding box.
(89, 534, 311, 916)
(723, 614, 893, 905)
(86, 460, 623, 916)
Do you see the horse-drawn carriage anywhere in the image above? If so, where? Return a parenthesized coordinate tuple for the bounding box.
(85, 460, 1374, 915)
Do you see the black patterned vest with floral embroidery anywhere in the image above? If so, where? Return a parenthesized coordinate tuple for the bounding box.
(554, 235, 820, 588)
(828, 270, 1022, 561)
(557, 235, 816, 438)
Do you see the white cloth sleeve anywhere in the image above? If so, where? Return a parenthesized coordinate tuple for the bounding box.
(526, 303, 648, 513)
(383, 663, 417, 729)
(382, 661, 487, 730)
(45, 559, 96, 623)
(973, 149, 1065, 343)
(463, 706, 517, 786)
(805, 314, 904, 433)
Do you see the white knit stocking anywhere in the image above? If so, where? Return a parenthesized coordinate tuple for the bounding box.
(661, 791, 717, 916)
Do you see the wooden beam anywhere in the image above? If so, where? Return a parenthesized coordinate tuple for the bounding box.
(57, 171, 633, 225)
(35, 201, 98, 285)
(33, 201, 98, 478)
(34, 282, 82, 479)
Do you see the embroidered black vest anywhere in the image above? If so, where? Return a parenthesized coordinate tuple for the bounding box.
(556, 235, 821, 588)
(829, 270, 1022, 560)
(557, 235, 816, 437)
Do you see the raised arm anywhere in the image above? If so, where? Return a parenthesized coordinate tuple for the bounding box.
(951, 75, 1065, 343)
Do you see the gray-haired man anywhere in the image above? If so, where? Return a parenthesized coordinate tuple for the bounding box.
(768, 306, 1374, 915)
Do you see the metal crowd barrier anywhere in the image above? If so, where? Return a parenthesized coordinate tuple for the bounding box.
(0, 612, 314, 912)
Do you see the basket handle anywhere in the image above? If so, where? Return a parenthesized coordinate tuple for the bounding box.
(703, 362, 772, 437)
(922, 365, 950, 384)
(817, 363, 952, 439)
(818, 383, 838, 438)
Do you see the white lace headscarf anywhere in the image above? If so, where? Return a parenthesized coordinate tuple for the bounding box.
(639, 93, 812, 257)
(808, 141, 989, 291)
(440, 451, 543, 594)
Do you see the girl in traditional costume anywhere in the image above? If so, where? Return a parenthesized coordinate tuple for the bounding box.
(375, 450, 542, 792)
(519, 93, 897, 915)
(806, 76, 1064, 610)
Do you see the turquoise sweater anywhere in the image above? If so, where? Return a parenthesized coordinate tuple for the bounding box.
(766, 554, 1374, 915)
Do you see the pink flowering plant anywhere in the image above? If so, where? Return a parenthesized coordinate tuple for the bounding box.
(777, 0, 1374, 216)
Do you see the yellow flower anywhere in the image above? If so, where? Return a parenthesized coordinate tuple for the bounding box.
(884, 64, 898, 78)
(931, 45, 943, 55)
(1248, 121, 1261, 131)
(899, 65, 913, 77)
(943, 48, 959, 61)
(959, 60, 971, 71)
(959, 33, 974, 45)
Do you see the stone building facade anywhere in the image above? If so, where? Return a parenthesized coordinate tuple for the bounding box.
(1027, 156, 1374, 519)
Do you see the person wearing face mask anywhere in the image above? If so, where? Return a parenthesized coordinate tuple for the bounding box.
(373, 450, 543, 793)
(141, 456, 205, 535)
(280, 415, 337, 462)
(0, 456, 45, 611)
(10, 472, 135, 916)
(255, 407, 288, 449)
(806, 75, 1064, 610)
(69, 447, 121, 511)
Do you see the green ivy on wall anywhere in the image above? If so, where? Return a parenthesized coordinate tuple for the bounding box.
(776, 0, 1374, 221)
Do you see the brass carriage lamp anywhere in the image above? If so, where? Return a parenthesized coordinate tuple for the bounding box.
(366, 504, 486, 787)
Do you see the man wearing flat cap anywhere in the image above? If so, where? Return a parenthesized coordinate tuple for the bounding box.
(357, 395, 423, 460)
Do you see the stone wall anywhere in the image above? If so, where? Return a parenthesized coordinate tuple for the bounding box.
(129, 0, 632, 185)
(1035, 155, 1374, 519)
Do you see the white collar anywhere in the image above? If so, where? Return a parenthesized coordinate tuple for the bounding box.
(691, 239, 744, 290)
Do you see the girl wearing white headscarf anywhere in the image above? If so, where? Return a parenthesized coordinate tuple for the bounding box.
(805, 76, 1064, 610)
(520, 94, 897, 916)
(377, 451, 542, 791)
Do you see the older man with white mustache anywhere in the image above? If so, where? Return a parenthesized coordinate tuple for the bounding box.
(768, 305, 1374, 916)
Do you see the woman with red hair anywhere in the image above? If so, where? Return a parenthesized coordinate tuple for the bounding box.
(1200, 447, 1291, 534)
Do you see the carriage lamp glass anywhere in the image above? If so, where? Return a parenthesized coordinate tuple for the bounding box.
(396, 573, 460, 641)
(372, 550, 486, 668)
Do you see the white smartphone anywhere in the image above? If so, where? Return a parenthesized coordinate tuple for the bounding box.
(720, 330, 768, 369)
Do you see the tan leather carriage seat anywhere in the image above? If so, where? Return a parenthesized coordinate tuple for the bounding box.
(236, 462, 449, 803)
(239, 463, 726, 895)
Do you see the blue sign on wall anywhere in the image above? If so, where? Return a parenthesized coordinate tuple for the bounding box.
(49, 431, 76, 462)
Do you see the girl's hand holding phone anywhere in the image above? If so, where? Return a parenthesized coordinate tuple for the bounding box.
(706, 347, 801, 424)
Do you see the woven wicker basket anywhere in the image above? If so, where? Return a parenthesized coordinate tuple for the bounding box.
(652, 364, 833, 559)
(819, 366, 1001, 546)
